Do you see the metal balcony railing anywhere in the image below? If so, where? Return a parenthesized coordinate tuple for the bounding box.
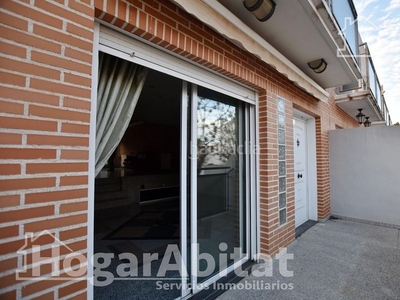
(361, 43, 387, 120)
(335, 43, 392, 125)
(382, 98, 392, 126)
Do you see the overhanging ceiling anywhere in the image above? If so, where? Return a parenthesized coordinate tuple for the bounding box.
(172, 0, 329, 101)
(335, 91, 383, 123)
(216, 0, 361, 89)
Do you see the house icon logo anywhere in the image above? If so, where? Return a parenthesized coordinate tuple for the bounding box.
(337, 15, 382, 58)
(16, 230, 86, 281)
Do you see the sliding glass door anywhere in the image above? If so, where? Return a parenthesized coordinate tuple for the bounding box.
(182, 83, 254, 296)
(96, 29, 257, 300)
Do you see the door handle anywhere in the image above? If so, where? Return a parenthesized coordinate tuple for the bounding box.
(297, 173, 303, 179)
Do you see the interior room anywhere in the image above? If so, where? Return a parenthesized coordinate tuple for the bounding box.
(94, 59, 182, 300)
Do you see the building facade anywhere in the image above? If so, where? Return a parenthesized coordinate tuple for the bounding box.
(0, 0, 392, 299)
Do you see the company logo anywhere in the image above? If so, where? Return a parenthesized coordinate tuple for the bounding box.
(337, 15, 381, 58)
(16, 230, 87, 281)
(16, 231, 294, 289)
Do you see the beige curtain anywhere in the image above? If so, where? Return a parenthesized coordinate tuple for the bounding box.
(95, 52, 148, 176)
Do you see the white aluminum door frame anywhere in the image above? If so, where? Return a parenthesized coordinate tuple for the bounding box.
(189, 84, 199, 293)
(180, 81, 190, 298)
(188, 88, 255, 295)
(249, 105, 258, 260)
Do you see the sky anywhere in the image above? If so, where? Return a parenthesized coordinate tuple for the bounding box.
(352, 0, 400, 124)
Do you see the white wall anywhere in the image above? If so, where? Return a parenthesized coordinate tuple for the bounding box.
(329, 126, 400, 226)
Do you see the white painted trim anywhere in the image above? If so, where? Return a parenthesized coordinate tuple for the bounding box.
(293, 109, 318, 223)
(87, 22, 100, 300)
(293, 109, 313, 121)
(99, 25, 256, 104)
(171, 0, 329, 102)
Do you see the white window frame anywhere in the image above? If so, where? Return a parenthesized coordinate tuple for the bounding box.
(98, 25, 256, 104)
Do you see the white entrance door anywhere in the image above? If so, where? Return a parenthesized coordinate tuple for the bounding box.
(294, 117, 308, 227)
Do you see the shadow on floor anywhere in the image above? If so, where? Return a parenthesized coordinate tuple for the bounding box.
(295, 220, 318, 238)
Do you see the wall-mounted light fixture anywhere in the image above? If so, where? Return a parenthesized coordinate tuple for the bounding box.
(356, 108, 365, 124)
(243, 0, 276, 22)
(308, 59, 328, 74)
(364, 117, 371, 127)
(308, 58, 328, 74)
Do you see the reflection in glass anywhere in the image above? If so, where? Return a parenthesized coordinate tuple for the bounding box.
(197, 93, 236, 167)
(196, 86, 246, 282)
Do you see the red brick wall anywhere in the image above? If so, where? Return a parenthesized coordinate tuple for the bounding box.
(0, 0, 361, 298)
(0, 0, 94, 298)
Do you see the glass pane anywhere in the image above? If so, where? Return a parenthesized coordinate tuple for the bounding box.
(277, 98, 285, 113)
(279, 145, 285, 160)
(279, 209, 287, 225)
(368, 61, 377, 102)
(377, 85, 382, 109)
(196, 86, 246, 282)
(279, 177, 286, 193)
(279, 193, 286, 209)
(278, 129, 285, 145)
(279, 161, 286, 176)
(278, 113, 285, 129)
(331, 0, 358, 59)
